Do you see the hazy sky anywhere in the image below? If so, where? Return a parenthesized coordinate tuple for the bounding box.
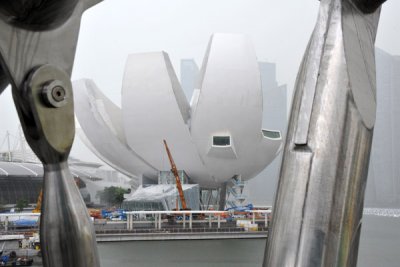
(0, 0, 399, 161)
(72, 0, 400, 104)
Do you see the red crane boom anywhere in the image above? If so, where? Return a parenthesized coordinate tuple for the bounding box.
(163, 139, 188, 210)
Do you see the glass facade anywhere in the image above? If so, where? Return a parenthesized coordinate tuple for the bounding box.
(122, 201, 164, 211)
(0, 162, 98, 205)
(0, 176, 42, 204)
(158, 170, 189, 185)
(262, 130, 281, 139)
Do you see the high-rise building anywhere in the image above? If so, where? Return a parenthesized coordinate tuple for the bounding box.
(365, 48, 400, 207)
(180, 59, 199, 102)
(246, 62, 287, 205)
(258, 62, 287, 134)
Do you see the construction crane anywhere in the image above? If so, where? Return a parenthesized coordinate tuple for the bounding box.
(32, 189, 43, 213)
(163, 139, 188, 210)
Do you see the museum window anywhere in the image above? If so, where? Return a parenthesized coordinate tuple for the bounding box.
(262, 130, 281, 139)
(213, 136, 230, 146)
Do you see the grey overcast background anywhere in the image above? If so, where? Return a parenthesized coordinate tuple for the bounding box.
(0, 0, 399, 162)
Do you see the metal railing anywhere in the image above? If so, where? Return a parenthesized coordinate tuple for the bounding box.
(95, 226, 268, 235)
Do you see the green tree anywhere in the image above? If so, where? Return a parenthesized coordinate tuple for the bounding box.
(15, 199, 28, 212)
(96, 187, 128, 207)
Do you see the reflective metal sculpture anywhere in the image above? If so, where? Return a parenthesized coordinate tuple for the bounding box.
(0, 1, 101, 266)
(264, 0, 386, 266)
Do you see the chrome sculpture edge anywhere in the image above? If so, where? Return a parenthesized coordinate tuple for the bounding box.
(264, 0, 386, 266)
(0, 1, 102, 266)
(42, 162, 100, 266)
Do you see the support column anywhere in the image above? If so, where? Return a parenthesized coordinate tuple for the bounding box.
(158, 214, 162, 229)
(265, 212, 268, 228)
(209, 214, 212, 228)
(5, 216, 8, 231)
(126, 214, 130, 230)
(183, 213, 186, 229)
(218, 182, 227, 211)
(217, 214, 221, 229)
(189, 214, 192, 229)
(252, 213, 255, 224)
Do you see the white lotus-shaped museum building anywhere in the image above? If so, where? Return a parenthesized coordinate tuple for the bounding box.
(73, 34, 282, 202)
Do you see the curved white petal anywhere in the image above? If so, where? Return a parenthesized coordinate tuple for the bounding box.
(121, 52, 216, 187)
(191, 33, 282, 183)
(74, 35, 282, 188)
(73, 79, 158, 185)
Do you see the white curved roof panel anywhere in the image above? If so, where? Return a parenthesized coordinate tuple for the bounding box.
(73, 79, 158, 184)
(121, 52, 215, 187)
(190, 33, 282, 183)
(73, 33, 282, 188)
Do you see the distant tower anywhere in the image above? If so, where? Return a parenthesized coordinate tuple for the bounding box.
(365, 48, 400, 207)
(246, 62, 287, 205)
(180, 59, 199, 102)
(259, 62, 287, 133)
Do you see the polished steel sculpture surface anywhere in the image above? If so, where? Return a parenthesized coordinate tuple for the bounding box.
(265, 0, 386, 266)
(0, 1, 101, 266)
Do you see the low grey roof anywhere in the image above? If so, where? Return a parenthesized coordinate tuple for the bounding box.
(0, 161, 97, 180)
(0, 161, 43, 177)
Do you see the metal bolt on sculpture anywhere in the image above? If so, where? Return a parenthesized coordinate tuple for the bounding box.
(264, 0, 387, 266)
(0, 0, 102, 266)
